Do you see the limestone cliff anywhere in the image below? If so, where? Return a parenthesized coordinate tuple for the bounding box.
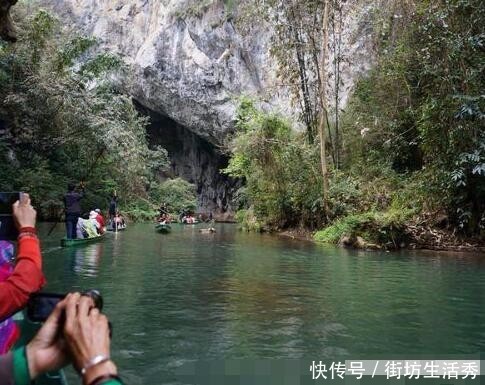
(38, 0, 292, 145)
(37, 0, 378, 143)
(34, 0, 378, 214)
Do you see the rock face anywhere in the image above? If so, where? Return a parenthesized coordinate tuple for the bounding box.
(37, 0, 378, 213)
(37, 0, 379, 142)
(139, 103, 240, 215)
(39, 0, 291, 144)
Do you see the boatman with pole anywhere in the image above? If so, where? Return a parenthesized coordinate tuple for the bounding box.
(109, 191, 118, 227)
(64, 182, 84, 239)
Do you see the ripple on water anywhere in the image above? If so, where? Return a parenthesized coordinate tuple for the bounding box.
(39, 223, 485, 383)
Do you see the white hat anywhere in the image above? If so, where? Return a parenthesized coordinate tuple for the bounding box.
(95, 209, 101, 213)
(89, 210, 97, 219)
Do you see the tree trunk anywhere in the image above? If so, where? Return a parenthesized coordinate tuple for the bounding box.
(318, 0, 330, 218)
(290, 7, 315, 143)
(0, 0, 18, 42)
(332, 0, 343, 169)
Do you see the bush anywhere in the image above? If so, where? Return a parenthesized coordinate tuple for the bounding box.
(341, 0, 485, 234)
(235, 208, 263, 232)
(224, 99, 326, 230)
(314, 208, 415, 246)
(149, 178, 197, 215)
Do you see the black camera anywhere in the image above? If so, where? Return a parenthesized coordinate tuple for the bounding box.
(27, 289, 104, 323)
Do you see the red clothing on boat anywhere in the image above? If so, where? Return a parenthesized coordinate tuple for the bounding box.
(0, 234, 45, 320)
(95, 214, 105, 234)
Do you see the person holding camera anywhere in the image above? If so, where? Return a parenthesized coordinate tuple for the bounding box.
(0, 194, 45, 323)
(0, 292, 122, 385)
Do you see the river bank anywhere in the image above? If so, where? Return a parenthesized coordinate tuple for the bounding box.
(278, 226, 485, 254)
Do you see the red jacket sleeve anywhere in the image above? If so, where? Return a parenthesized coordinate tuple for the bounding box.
(0, 236, 46, 320)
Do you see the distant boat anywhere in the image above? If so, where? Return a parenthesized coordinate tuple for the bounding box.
(107, 224, 127, 232)
(60, 233, 105, 247)
(177, 220, 200, 225)
(155, 223, 171, 233)
(199, 228, 216, 234)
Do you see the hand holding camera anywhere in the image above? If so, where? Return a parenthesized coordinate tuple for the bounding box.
(64, 293, 117, 384)
(26, 291, 117, 385)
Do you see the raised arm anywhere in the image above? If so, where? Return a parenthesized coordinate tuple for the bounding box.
(0, 194, 45, 320)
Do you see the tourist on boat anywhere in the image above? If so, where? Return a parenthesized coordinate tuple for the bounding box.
(64, 182, 84, 239)
(0, 293, 123, 385)
(94, 208, 105, 233)
(159, 203, 167, 217)
(0, 194, 45, 335)
(184, 214, 195, 224)
(158, 213, 170, 225)
(89, 210, 102, 234)
(77, 217, 98, 239)
(0, 241, 19, 354)
(112, 211, 125, 230)
(76, 217, 86, 239)
(108, 192, 117, 222)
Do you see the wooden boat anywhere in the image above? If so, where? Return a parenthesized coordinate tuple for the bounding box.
(106, 224, 127, 232)
(155, 223, 171, 233)
(60, 233, 105, 247)
(199, 227, 216, 234)
(177, 220, 200, 225)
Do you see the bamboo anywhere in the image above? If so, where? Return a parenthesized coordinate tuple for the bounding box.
(318, 0, 330, 218)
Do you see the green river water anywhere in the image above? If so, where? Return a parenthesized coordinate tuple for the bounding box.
(37, 223, 484, 384)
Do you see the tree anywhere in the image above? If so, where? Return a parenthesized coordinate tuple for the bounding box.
(317, 0, 330, 217)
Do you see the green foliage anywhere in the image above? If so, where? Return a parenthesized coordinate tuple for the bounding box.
(314, 208, 415, 246)
(225, 99, 326, 229)
(327, 172, 363, 218)
(146, 145, 170, 177)
(79, 53, 123, 79)
(174, 0, 213, 19)
(27, 10, 56, 64)
(235, 208, 263, 232)
(55, 35, 97, 71)
(149, 178, 197, 215)
(0, 8, 167, 219)
(341, 0, 485, 234)
(123, 199, 158, 222)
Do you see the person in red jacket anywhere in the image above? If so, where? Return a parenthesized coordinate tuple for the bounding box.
(94, 209, 105, 234)
(0, 193, 45, 321)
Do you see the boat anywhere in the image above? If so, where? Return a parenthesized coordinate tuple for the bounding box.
(177, 220, 200, 225)
(106, 224, 127, 232)
(60, 233, 105, 247)
(155, 223, 172, 233)
(199, 227, 216, 234)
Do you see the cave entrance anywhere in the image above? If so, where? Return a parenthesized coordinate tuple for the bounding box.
(135, 101, 238, 218)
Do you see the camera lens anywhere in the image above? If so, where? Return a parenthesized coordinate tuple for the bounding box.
(81, 289, 103, 311)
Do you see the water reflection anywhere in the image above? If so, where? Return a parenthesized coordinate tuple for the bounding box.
(38, 223, 485, 384)
(70, 243, 103, 277)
